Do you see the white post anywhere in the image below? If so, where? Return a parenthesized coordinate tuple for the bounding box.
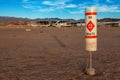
(85, 7, 97, 75)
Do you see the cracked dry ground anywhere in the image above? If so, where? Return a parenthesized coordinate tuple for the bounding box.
(0, 27, 120, 80)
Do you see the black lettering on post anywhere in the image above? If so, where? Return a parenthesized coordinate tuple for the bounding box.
(88, 16, 92, 19)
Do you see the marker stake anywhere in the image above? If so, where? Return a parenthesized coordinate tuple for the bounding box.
(85, 7, 97, 76)
(86, 51, 95, 75)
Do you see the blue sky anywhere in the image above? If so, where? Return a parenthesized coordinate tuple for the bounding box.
(0, 0, 120, 19)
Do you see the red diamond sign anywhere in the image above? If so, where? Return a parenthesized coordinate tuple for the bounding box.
(87, 20, 94, 32)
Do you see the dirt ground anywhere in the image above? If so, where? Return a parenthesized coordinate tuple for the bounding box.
(0, 27, 120, 80)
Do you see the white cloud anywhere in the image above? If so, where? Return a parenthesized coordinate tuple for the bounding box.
(39, 8, 55, 12)
(78, 3, 96, 9)
(22, 4, 34, 9)
(98, 5, 120, 12)
(65, 4, 77, 8)
(70, 11, 83, 14)
(70, 4, 120, 14)
(42, 1, 65, 6)
(21, 0, 120, 14)
(42, 1, 53, 6)
(56, 4, 77, 9)
(41, 0, 77, 12)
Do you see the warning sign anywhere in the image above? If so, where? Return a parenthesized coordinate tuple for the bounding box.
(87, 20, 94, 32)
(85, 7, 97, 51)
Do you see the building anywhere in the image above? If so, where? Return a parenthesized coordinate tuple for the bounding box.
(55, 21, 72, 28)
(98, 21, 120, 27)
(28, 21, 56, 27)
